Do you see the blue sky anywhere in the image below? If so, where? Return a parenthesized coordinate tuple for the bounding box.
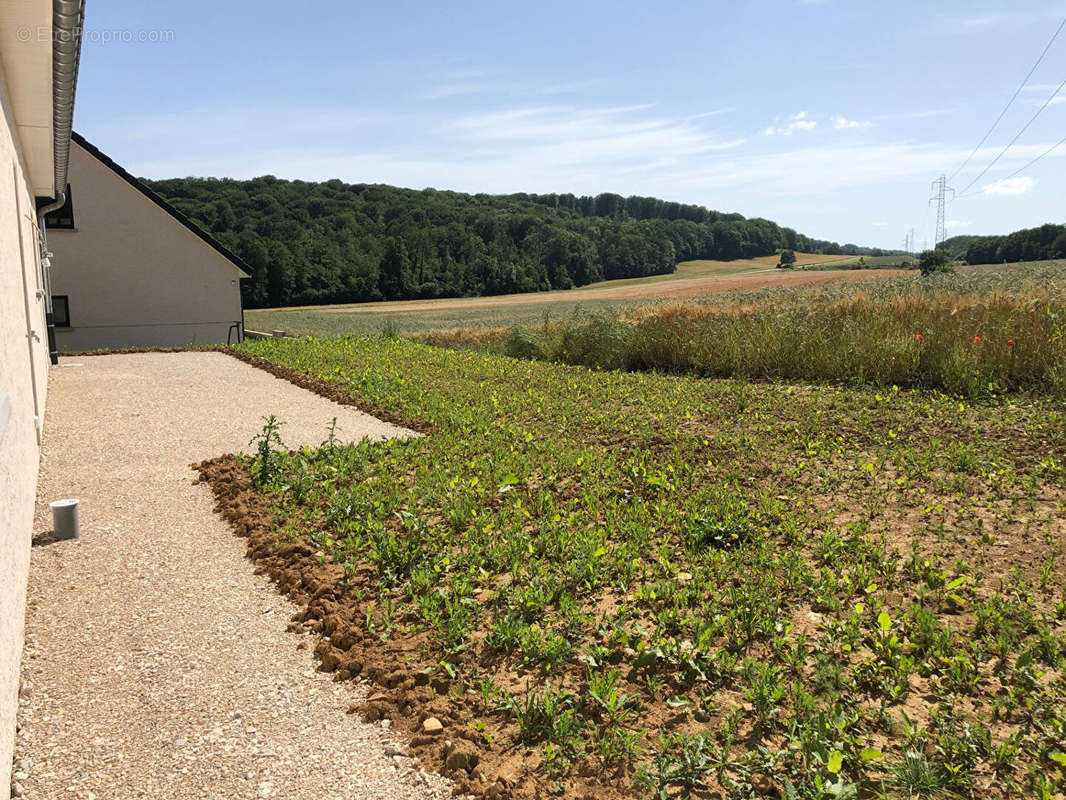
(73, 1, 1066, 249)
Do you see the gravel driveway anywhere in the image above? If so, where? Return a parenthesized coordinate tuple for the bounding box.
(15, 352, 453, 800)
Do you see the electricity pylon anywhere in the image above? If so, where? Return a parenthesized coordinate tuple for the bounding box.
(929, 176, 955, 247)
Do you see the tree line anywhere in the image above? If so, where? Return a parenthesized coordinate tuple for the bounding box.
(145, 176, 872, 308)
(946, 223, 1066, 266)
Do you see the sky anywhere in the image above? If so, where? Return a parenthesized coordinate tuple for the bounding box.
(71, 0, 1066, 250)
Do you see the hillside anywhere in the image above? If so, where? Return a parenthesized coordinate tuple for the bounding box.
(145, 177, 888, 308)
(949, 222, 1066, 265)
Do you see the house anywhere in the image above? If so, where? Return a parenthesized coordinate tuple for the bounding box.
(45, 132, 250, 350)
(0, 0, 85, 790)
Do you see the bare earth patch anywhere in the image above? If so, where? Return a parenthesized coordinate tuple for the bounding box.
(297, 267, 905, 315)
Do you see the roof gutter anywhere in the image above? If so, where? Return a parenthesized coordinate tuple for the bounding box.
(37, 0, 85, 365)
(50, 0, 86, 200)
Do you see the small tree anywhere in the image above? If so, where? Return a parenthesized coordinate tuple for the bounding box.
(918, 248, 952, 276)
(778, 249, 796, 269)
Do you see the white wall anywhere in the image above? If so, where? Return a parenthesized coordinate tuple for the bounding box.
(0, 59, 50, 795)
(48, 140, 246, 351)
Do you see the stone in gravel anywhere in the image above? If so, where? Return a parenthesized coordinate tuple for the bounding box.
(422, 717, 443, 735)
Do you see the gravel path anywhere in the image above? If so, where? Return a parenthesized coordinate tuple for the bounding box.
(15, 352, 454, 800)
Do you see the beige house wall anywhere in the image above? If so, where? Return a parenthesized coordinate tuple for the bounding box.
(0, 61, 51, 794)
(49, 141, 246, 351)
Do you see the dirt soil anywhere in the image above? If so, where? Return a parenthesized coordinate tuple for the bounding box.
(197, 455, 637, 800)
(300, 267, 905, 316)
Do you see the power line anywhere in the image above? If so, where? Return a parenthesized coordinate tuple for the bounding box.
(956, 133, 1066, 198)
(948, 13, 1066, 182)
(955, 77, 1066, 197)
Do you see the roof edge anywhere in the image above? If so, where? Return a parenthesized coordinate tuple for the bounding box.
(70, 131, 252, 278)
(52, 0, 86, 198)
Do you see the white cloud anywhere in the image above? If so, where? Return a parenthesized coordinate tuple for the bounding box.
(423, 82, 511, 99)
(945, 219, 972, 230)
(872, 108, 956, 121)
(872, 221, 889, 227)
(832, 114, 871, 129)
(1021, 82, 1066, 105)
(531, 79, 606, 96)
(981, 176, 1036, 196)
(935, 9, 1062, 34)
(764, 111, 817, 136)
(688, 108, 734, 120)
(113, 95, 1066, 223)
(423, 77, 609, 100)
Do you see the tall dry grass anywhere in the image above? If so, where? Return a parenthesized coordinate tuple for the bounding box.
(419, 263, 1066, 397)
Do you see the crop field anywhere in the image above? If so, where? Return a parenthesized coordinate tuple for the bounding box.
(244, 253, 890, 338)
(203, 319, 1066, 798)
(421, 260, 1066, 400)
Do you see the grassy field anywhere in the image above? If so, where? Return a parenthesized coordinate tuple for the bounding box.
(209, 329, 1066, 799)
(246, 253, 896, 338)
(801, 255, 916, 270)
(596, 252, 863, 288)
(247, 295, 638, 338)
(421, 260, 1066, 399)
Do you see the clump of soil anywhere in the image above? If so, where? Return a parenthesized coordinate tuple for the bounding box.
(194, 456, 627, 800)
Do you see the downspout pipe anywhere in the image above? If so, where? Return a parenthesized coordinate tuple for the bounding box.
(37, 0, 86, 364)
(36, 193, 64, 365)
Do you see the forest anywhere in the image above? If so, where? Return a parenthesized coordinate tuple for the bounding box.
(145, 176, 874, 308)
(945, 222, 1066, 266)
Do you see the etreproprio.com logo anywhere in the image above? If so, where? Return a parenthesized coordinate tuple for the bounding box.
(15, 26, 175, 44)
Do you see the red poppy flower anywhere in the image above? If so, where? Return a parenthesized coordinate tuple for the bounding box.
(1007, 339, 1015, 347)
(914, 333, 922, 341)
(973, 336, 981, 343)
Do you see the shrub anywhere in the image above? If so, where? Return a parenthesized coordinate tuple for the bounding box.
(919, 248, 953, 276)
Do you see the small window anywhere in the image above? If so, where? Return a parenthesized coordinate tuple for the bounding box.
(53, 296, 70, 328)
(44, 185, 75, 229)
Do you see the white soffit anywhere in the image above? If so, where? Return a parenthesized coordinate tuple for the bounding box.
(0, 0, 55, 197)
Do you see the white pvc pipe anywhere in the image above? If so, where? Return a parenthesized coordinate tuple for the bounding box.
(50, 498, 80, 540)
